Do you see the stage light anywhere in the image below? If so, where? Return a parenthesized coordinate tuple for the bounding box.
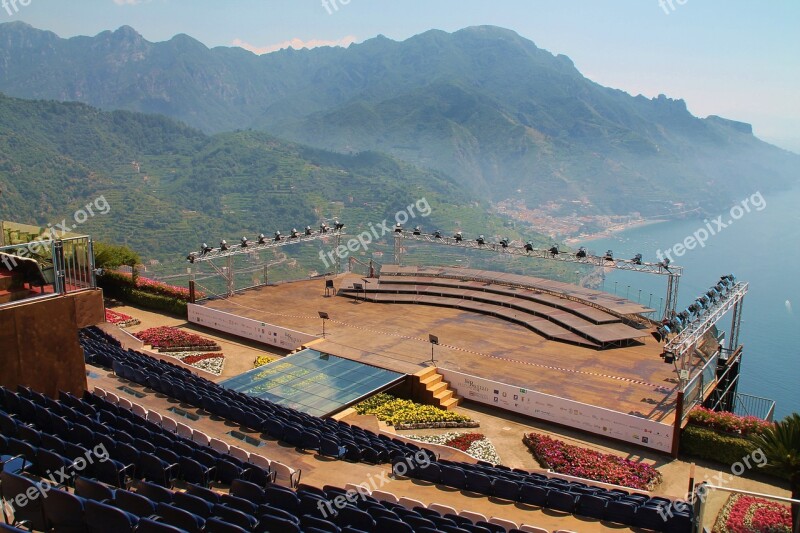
(715, 282, 727, 295)
(320, 223, 329, 233)
(334, 220, 345, 230)
(549, 245, 559, 257)
(413, 226, 422, 235)
(394, 223, 403, 233)
(257, 233, 267, 245)
(274, 231, 281, 241)
(678, 310, 690, 322)
(187, 253, 196, 263)
(525, 242, 534, 252)
(669, 317, 683, 332)
(576, 247, 587, 259)
(500, 238, 509, 248)
(659, 258, 672, 272)
(476, 235, 486, 245)
(662, 352, 675, 364)
(706, 288, 719, 303)
(604, 249, 614, 261)
(696, 296, 709, 309)
(305, 226, 313, 236)
(688, 303, 700, 316)
(290, 228, 299, 238)
(454, 232, 463, 242)
(652, 324, 671, 342)
(219, 240, 229, 251)
(631, 253, 643, 265)
(434, 230, 442, 239)
(201, 243, 213, 255)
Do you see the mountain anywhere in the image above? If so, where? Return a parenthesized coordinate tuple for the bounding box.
(2, 93, 551, 272)
(0, 22, 798, 216)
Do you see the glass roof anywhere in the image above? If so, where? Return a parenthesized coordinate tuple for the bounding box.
(219, 348, 404, 417)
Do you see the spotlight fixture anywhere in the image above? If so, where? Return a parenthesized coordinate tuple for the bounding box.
(240, 237, 249, 248)
(500, 238, 509, 248)
(576, 247, 587, 259)
(201, 243, 213, 255)
(659, 258, 672, 272)
(305, 226, 313, 236)
(413, 226, 422, 235)
(524, 241, 534, 252)
(257, 233, 268, 245)
(631, 253, 643, 265)
(652, 324, 671, 342)
(603, 249, 614, 261)
(219, 240, 229, 251)
(394, 223, 403, 233)
(678, 310, 690, 322)
(274, 231, 282, 241)
(662, 351, 675, 364)
(334, 220, 345, 230)
(434, 230, 442, 239)
(476, 235, 486, 245)
(290, 228, 299, 238)
(706, 288, 719, 303)
(187, 253, 196, 263)
(549, 245, 559, 257)
(669, 317, 684, 332)
(454, 232, 463, 242)
(688, 303, 701, 316)
(320, 223, 329, 233)
(696, 296, 709, 309)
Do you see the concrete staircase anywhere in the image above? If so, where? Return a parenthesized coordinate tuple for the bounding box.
(414, 366, 461, 410)
(0, 269, 32, 305)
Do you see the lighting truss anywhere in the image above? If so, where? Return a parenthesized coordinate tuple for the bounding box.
(188, 228, 346, 263)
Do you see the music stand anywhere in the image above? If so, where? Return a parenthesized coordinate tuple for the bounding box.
(318, 311, 329, 337)
(428, 334, 439, 364)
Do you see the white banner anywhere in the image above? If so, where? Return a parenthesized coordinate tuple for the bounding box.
(439, 369, 674, 453)
(188, 304, 317, 351)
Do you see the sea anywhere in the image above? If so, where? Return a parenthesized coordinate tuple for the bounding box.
(576, 187, 800, 420)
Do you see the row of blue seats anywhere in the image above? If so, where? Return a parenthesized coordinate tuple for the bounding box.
(1, 386, 271, 490)
(393, 456, 692, 533)
(81, 327, 427, 466)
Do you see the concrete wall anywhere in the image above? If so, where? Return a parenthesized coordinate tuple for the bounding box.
(0, 289, 102, 397)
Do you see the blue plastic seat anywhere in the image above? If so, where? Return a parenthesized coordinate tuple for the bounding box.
(518, 483, 547, 506)
(155, 502, 205, 533)
(42, 487, 86, 533)
(85, 499, 139, 533)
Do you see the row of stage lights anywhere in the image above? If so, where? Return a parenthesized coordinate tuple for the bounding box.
(395, 224, 668, 269)
(187, 221, 346, 263)
(653, 274, 737, 348)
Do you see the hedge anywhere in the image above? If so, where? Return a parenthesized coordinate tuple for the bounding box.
(127, 290, 187, 317)
(680, 425, 786, 479)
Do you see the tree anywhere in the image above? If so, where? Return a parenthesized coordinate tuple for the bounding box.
(750, 413, 800, 527)
(93, 242, 140, 271)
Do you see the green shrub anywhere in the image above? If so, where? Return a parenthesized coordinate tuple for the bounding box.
(127, 290, 187, 317)
(681, 425, 757, 464)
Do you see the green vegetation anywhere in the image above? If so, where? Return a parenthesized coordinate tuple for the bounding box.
(1, 22, 797, 217)
(750, 414, 800, 525)
(681, 425, 761, 466)
(354, 393, 474, 428)
(93, 243, 140, 270)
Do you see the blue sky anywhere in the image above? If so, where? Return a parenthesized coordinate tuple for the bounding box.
(6, 0, 800, 152)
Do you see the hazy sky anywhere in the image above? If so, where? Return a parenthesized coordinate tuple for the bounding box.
(6, 0, 799, 152)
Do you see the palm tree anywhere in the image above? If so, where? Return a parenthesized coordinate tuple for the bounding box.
(750, 413, 800, 528)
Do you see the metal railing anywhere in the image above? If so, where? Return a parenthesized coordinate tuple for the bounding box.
(0, 236, 96, 308)
(681, 352, 720, 422)
(734, 393, 776, 422)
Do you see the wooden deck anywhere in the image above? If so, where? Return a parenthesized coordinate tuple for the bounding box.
(200, 274, 698, 426)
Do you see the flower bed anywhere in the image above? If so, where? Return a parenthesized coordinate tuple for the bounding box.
(254, 355, 274, 368)
(354, 393, 478, 428)
(523, 433, 662, 491)
(166, 351, 225, 376)
(112, 271, 202, 301)
(104, 309, 140, 328)
(133, 326, 221, 351)
(688, 407, 773, 436)
(406, 432, 501, 464)
(713, 493, 792, 533)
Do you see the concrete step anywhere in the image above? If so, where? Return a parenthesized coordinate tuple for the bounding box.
(428, 381, 448, 396)
(414, 366, 439, 380)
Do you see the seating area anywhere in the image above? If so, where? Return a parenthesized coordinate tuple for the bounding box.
(393, 456, 693, 533)
(2, 384, 566, 533)
(80, 327, 426, 466)
(338, 269, 648, 349)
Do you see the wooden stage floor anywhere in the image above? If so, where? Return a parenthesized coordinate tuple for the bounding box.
(201, 274, 692, 426)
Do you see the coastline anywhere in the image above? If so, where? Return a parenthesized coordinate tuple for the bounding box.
(563, 218, 669, 246)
